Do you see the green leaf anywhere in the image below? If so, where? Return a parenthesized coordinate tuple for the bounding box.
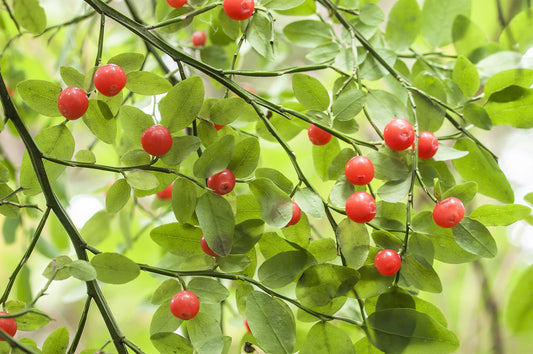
(301, 322, 355, 354)
(161, 136, 201, 166)
(452, 15, 488, 58)
(20, 125, 75, 196)
(332, 90, 365, 122)
(313, 138, 340, 181)
(296, 264, 359, 307)
(231, 219, 264, 254)
(125, 71, 172, 95)
(193, 135, 235, 178)
(421, 0, 471, 48)
(159, 76, 204, 133)
(17, 80, 61, 117)
(196, 192, 235, 257)
(377, 178, 411, 203)
(108, 53, 145, 73)
(368, 149, 410, 181)
(90, 252, 140, 284)
(354, 337, 385, 354)
(258, 250, 308, 288)
(292, 73, 330, 111)
(75, 149, 96, 163)
(441, 182, 478, 205)
(400, 254, 442, 293)
(246, 291, 296, 354)
(283, 20, 332, 47)
(151, 279, 182, 305)
(248, 12, 274, 59)
(80, 210, 110, 246)
(106, 179, 131, 214)
(485, 86, 533, 128)
(200, 45, 230, 70)
(470, 204, 531, 226)
(337, 218, 369, 269)
(432, 145, 469, 161)
(42, 326, 69, 354)
(463, 103, 492, 130)
(367, 308, 459, 353)
(499, 9, 533, 53)
(227, 137, 260, 178)
(255, 168, 293, 195)
(385, 0, 421, 51)
(452, 217, 497, 258)
(14, 0, 47, 34)
(306, 42, 340, 63)
(188, 313, 224, 354)
(412, 211, 478, 264)
(83, 100, 116, 144)
(6, 300, 50, 331)
(119, 105, 154, 148)
(360, 4, 385, 26)
(188, 278, 229, 304)
(150, 223, 202, 257)
(484, 69, 533, 98)
(217, 254, 252, 273)
(308, 238, 337, 263)
(249, 178, 292, 228)
(67, 260, 97, 281)
(0, 184, 19, 218)
(171, 177, 197, 224)
(452, 138, 514, 203)
(151, 332, 193, 354)
(452, 56, 480, 97)
(366, 90, 412, 127)
(150, 304, 182, 336)
(210, 97, 253, 125)
(262, 0, 305, 10)
(60, 66, 85, 89)
(42, 255, 72, 281)
(294, 188, 325, 219)
(505, 265, 533, 335)
(125, 170, 159, 190)
(329, 176, 355, 208)
(412, 76, 445, 132)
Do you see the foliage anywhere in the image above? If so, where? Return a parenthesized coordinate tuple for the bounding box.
(0, 0, 532, 353)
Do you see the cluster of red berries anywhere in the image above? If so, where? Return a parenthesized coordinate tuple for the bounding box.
(58, 64, 127, 120)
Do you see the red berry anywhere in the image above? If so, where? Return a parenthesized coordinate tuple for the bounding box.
(166, 0, 187, 7)
(156, 182, 173, 200)
(344, 156, 374, 186)
(308, 124, 332, 145)
(432, 197, 465, 228)
(345, 191, 376, 223)
(169, 290, 200, 320)
(141, 125, 173, 157)
(94, 64, 127, 97)
(192, 31, 207, 47)
(201, 235, 219, 257)
(0, 312, 17, 341)
(214, 124, 225, 131)
(383, 118, 415, 151)
(223, 0, 255, 21)
(374, 249, 401, 276)
(244, 318, 251, 334)
(417, 131, 439, 159)
(57, 87, 89, 120)
(207, 169, 236, 195)
(285, 201, 301, 227)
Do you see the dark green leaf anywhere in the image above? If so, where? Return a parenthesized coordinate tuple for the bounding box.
(188, 313, 224, 354)
(246, 291, 296, 354)
(442, 182, 478, 204)
(6, 300, 50, 331)
(151, 279, 182, 305)
(42, 326, 69, 354)
(332, 90, 365, 122)
(258, 250, 308, 288)
(313, 139, 340, 181)
(161, 136, 201, 166)
(188, 278, 229, 304)
(400, 254, 442, 293)
(231, 219, 264, 254)
(83, 100, 116, 144)
(151, 332, 193, 354)
(248, 12, 274, 59)
(452, 217, 497, 258)
(283, 20, 332, 47)
(171, 178, 197, 224)
(217, 254, 252, 273)
(463, 103, 492, 130)
(294, 188, 324, 219)
(249, 178, 292, 228)
(255, 168, 293, 195)
(296, 263, 359, 307)
(366, 90, 412, 127)
(196, 192, 235, 257)
(108, 53, 145, 73)
(337, 218, 369, 269)
(484, 68, 533, 98)
(150, 304, 182, 336)
(193, 135, 235, 178)
(106, 179, 131, 214)
(60, 66, 85, 89)
(125, 170, 159, 190)
(228, 137, 260, 178)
